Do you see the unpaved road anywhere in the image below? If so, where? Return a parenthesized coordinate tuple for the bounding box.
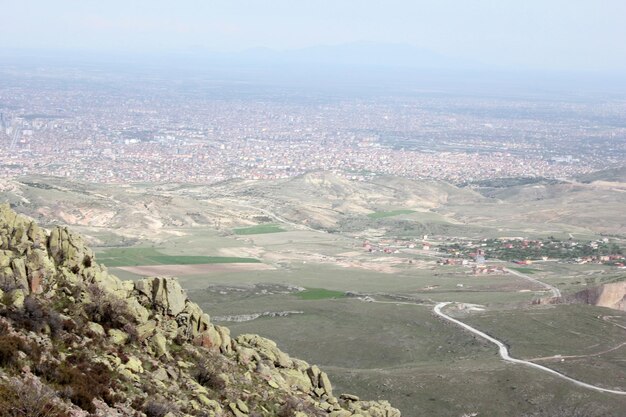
(505, 267, 561, 298)
(434, 302, 626, 395)
(221, 199, 325, 234)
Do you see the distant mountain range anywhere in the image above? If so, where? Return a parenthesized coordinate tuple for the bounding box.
(0, 42, 478, 71)
(2, 43, 626, 95)
(205, 42, 481, 70)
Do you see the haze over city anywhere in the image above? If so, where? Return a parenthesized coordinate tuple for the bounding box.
(0, 2, 625, 417)
(2, 0, 626, 72)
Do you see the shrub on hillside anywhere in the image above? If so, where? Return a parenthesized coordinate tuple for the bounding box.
(278, 397, 325, 417)
(36, 352, 118, 413)
(5, 296, 63, 337)
(0, 376, 68, 417)
(0, 333, 41, 370)
(192, 360, 226, 391)
(0, 335, 22, 369)
(83, 284, 133, 330)
(144, 400, 179, 417)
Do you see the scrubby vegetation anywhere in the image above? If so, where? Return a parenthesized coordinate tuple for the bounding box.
(367, 210, 415, 219)
(0, 376, 68, 417)
(233, 224, 285, 235)
(296, 288, 346, 300)
(192, 359, 227, 391)
(37, 353, 119, 412)
(0, 205, 401, 417)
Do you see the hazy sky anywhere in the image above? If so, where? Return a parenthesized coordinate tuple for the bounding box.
(2, 0, 626, 71)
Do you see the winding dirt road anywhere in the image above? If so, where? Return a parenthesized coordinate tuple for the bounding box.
(433, 302, 626, 395)
(504, 267, 561, 298)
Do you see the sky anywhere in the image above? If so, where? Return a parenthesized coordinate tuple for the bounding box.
(1, 0, 626, 72)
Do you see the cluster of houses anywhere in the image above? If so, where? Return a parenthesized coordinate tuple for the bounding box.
(359, 235, 625, 272)
(570, 254, 625, 267)
(362, 238, 431, 254)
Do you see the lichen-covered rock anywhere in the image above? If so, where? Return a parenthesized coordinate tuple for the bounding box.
(151, 331, 170, 358)
(25, 248, 56, 293)
(319, 371, 333, 397)
(123, 356, 144, 374)
(195, 325, 222, 350)
(0, 205, 402, 417)
(7, 288, 25, 308)
(280, 368, 314, 392)
(135, 276, 187, 316)
(88, 321, 106, 336)
(48, 226, 92, 271)
(215, 325, 232, 354)
(125, 296, 150, 323)
(10, 257, 28, 289)
(237, 334, 293, 368)
(108, 328, 129, 345)
(136, 320, 158, 340)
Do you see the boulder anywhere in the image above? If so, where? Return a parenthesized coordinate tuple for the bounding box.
(150, 331, 170, 358)
(0, 250, 12, 267)
(135, 277, 187, 317)
(25, 248, 55, 293)
(307, 365, 321, 387)
(319, 371, 333, 397)
(88, 322, 106, 336)
(92, 269, 128, 299)
(48, 226, 94, 272)
(10, 257, 28, 289)
(176, 302, 211, 339)
(125, 297, 150, 324)
(123, 356, 144, 374)
(215, 325, 232, 353)
(7, 288, 25, 308)
(152, 367, 169, 382)
(194, 325, 222, 350)
(228, 402, 248, 417)
(280, 368, 313, 392)
(236, 399, 249, 414)
(237, 334, 292, 368)
(136, 320, 157, 340)
(237, 346, 261, 366)
(108, 329, 129, 345)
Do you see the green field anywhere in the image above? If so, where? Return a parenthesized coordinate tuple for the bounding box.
(509, 266, 540, 274)
(197, 292, 626, 417)
(96, 247, 260, 267)
(7, 173, 626, 417)
(233, 224, 286, 235)
(296, 288, 346, 300)
(367, 209, 416, 219)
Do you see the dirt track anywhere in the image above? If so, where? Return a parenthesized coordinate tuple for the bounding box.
(118, 262, 274, 276)
(434, 301, 626, 395)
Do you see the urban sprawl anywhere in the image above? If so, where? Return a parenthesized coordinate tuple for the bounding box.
(1, 77, 624, 184)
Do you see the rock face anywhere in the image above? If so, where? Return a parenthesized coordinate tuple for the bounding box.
(564, 281, 626, 311)
(0, 204, 401, 417)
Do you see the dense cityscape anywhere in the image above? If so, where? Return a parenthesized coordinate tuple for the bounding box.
(1, 70, 624, 184)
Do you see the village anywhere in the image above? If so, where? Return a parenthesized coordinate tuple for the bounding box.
(360, 235, 626, 274)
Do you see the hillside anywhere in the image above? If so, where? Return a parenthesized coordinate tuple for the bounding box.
(576, 166, 626, 183)
(0, 204, 400, 417)
(2, 172, 624, 246)
(0, 173, 484, 232)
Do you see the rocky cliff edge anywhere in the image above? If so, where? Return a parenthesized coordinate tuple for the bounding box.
(0, 204, 400, 417)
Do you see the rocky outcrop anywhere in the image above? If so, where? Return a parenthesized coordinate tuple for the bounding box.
(562, 281, 626, 311)
(0, 204, 401, 417)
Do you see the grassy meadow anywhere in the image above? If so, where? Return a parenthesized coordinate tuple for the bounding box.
(96, 247, 260, 267)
